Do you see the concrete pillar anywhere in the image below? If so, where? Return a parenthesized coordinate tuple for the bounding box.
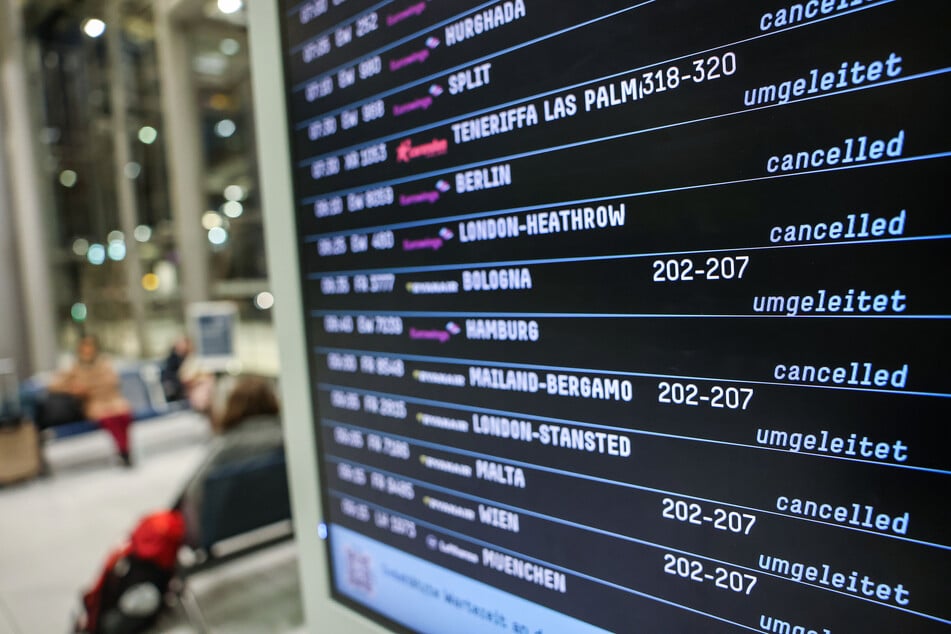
(154, 0, 210, 309)
(0, 94, 30, 379)
(106, 0, 151, 357)
(0, 0, 59, 374)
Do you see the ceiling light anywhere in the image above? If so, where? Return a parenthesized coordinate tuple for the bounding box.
(59, 170, 78, 187)
(141, 273, 160, 291)
(222, 201, 243, 218)
(87, 244, 106, 265)
(223, 184, 244, 201)
(219, 38, 240, 56)
(138, 126, 158, 144)
(72, 238, 90, 256)
(107, 240, 126, 261)
(217, 0, 243, 15)
(133, 225, 152, 242)
(208, 227, 228, 245)
(254, 292, 274, 310)
(214, 119, 236, 138)
(71, 303, 88, 322)
(82, 18, 106, 38)
(201, 211, 223, 230)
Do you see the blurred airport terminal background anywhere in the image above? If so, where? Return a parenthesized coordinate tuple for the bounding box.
(1, 0, 274, 377)
(1, 0, 301, 631)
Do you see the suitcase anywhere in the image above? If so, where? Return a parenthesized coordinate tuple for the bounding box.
(0, 421, 40, 484)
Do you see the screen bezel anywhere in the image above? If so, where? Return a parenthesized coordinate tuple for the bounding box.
(249, 3, 427, 632)
(249, 3, 374, 632)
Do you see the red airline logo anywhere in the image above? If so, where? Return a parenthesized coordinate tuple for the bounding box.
(396, 138, 449, 163)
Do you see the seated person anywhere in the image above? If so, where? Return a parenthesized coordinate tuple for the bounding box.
(76, 377, 286, 633)
(48, 335, 134, 467)
(178, 352, 217, 417)
(160, 336, 191, 403)
(162, 336, 216, 414)
(177, 375, 284, 547)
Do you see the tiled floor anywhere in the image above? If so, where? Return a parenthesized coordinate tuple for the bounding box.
(152, 541, 304, 634)
(0, 412, 305, 634)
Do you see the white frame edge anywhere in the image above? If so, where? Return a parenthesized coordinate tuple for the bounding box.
(247, 3, 393, 632)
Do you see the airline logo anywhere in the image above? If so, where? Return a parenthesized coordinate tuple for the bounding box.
(393, 96, 433, 117)
(386, 1, 426, 26)
(396, 137, 448, 163)
(409, 321, 460, 343)
(403, 227, 454, 251)
(390, 49, 429, 71)
(399, 190, 439, 206)
(399, 180, 454, 207)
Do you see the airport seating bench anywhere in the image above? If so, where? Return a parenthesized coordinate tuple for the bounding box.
(21, 361, 188, 442)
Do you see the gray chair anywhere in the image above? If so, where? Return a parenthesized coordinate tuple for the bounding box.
(172, 447, 294, 631)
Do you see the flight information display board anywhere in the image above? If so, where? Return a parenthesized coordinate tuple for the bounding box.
(275, 1, 950, 631)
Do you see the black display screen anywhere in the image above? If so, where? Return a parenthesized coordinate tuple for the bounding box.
(276, 1, 950, 631)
